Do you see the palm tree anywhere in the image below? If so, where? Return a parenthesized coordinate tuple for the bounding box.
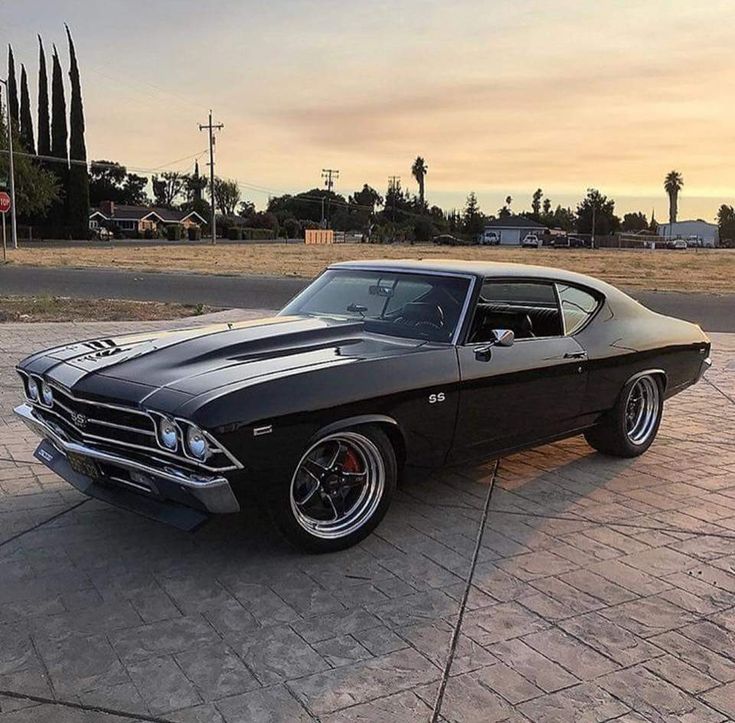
(411, 156, 428, 207)
(664, 171, 683, 225)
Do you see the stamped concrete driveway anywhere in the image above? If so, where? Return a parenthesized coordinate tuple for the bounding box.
(0, 312, 734, 722)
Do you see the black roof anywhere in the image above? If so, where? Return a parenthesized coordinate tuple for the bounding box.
(483, 215, 547, 230)
(330, 258, 635, 303)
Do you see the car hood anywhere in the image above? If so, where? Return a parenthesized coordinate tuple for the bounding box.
(20, 315, 429, 411)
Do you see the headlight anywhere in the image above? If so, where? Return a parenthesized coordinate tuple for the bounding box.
(28, 377, 39, 401)
(41, 382, 54, 407)
(186, 425, 210, 460)
(158, 418, 178, 450)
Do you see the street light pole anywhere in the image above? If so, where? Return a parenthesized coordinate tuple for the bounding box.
(0, 78, 18, 250)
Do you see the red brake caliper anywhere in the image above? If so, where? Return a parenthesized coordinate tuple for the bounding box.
(342, 447, 361, 474)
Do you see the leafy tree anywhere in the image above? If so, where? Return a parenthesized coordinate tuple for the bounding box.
(7, 46, 18, 128)
(498, 205, 511, 218)
(664, 170, 683, 224)
(351, 184, 382, 213)
(19, 65, 35, 154)
(89, 161, 148, 206)
(550, 205, 575, 231)
(179, 165, 209, 218)
(382, 180, 412, 224)
(576, 188, 619, 235)
(211, 177, 241, 216)
(413, 217, 435, 243)
(152, 171, 185, 208)
(621, 212, 648, 232)
(717, 204, 735, 242)
(411, 156, 428, 207)
(185, 161, 207, 203)
(238, 199, 255, 218)
(49, 45, 68, 226)
(542, 197, 552, 217)
(0, 98, 59, 217)
(282, 217, 301, 239)
(531, 188, 543, 219)
(268, 188, 346, 225)
(37, 36, 50, 157)
(463, 192, 484, 236)
(66, 25, 89, 238)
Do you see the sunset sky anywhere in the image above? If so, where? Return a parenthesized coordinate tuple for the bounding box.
(2, 0, 733, 220)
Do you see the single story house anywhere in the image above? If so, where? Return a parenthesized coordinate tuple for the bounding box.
(656, 220, 719, 247)
(482, 215, 548, 245)
(89, 201, 206, 234)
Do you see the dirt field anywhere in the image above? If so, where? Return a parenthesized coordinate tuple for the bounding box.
(0, 296, 213, 323)
(6, 244, 735, 293)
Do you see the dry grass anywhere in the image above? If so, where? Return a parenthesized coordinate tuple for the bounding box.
(0, 296, 213, 323)
(6, 244, 735, 293)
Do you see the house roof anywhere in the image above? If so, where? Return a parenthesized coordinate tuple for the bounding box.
(89, 205, 206, 224)
(483, 215, 547, 230)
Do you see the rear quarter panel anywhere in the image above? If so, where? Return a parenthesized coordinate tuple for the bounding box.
(576, 297, 709, 417)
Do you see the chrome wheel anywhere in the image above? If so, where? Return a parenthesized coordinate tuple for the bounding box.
(290, 432, 385, 540)
(625, 376, 660, 445)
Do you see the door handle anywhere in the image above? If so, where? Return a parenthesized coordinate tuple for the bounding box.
(564, 351, 587, 359)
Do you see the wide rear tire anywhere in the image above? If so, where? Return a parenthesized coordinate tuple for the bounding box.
(584, 374, 663, 458)
(270, 425, 397, 553)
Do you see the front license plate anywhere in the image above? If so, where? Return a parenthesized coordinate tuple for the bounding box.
(67, 452, 102, 480)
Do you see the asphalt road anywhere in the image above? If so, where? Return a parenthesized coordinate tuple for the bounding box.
(1, 264, 733, 332)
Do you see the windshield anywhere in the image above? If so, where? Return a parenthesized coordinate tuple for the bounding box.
(280, 269, 471, 342)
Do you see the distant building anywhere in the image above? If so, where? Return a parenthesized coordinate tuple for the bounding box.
(89, 201, 205, 235)
(482, 215, 547, 245)
(657, 220, 719, 247)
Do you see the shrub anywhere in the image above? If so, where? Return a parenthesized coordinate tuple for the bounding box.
(167, 224, 182, 241)
(143, 228, 155, 240)
(188, 226, 202, 241)
(227, 226, 242, 240)
(282, 218, 301, 239)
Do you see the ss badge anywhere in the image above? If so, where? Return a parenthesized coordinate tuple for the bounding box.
(428, 392, 446, 404)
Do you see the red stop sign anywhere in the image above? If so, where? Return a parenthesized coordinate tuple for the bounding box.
(0, 192, 10, 214)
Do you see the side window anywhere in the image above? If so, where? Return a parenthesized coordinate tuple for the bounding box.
(556, 284, 601, 334)
(469, 280, 563, 342)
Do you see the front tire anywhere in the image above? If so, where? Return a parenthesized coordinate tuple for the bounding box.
(270, 426, 397, 553)
(584, 374, 663, 458)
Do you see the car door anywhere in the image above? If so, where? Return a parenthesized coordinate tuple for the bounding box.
(449, 278, 589, 464)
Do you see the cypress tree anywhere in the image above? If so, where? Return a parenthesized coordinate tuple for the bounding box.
(49, 44, 68, 229)
(7, 46, 19, 128)
(37, 36, 50, 158)
(19, 65, 35, 154)
(65, 25, 89, 239)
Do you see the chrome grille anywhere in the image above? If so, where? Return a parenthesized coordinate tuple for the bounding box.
(19, 372, 240, 473)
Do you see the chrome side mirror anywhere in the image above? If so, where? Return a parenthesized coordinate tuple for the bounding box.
(492, 329, 514, 347)
(474, 328, 514, 362)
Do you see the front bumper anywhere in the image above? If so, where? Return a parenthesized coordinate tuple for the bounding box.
(14, 403, 240, 529)
(697, 356, 712, 382)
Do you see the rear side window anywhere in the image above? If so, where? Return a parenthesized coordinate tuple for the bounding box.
(556, 283, 601, 334)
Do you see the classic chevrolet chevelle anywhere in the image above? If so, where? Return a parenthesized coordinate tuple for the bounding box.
(15, 260, 711, 551)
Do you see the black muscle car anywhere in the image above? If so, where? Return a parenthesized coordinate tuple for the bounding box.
(15, 260, 711, 551)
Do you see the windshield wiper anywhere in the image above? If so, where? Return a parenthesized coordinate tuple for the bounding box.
(346, 303, 368, 316)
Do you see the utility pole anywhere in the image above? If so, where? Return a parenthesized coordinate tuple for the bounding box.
(199, 110, 223, 244)
(0, 78, 18, 250)
(388, 175, 400, 224)
(591, 201, 596, 250)
(321, 168, 339, 228)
